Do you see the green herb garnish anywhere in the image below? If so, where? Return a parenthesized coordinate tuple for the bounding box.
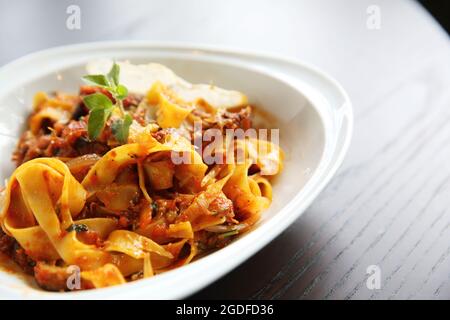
(151, 202, 159, 216)
(111, 113, 133, 144)
(82, 62, 131, 143)
(219, 230, 239, 238)
(66, 223, 89, 233)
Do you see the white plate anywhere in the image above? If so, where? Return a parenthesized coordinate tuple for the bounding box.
(0, 42, 352, 299)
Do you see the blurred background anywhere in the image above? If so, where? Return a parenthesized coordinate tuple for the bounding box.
(0, 0, 449, 299)
(0, 0, 447, 123)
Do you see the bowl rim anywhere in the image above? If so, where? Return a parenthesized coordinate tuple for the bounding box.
(0, 41, 353, 299)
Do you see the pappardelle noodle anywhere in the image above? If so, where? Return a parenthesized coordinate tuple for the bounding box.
(0, 61, 283, 291)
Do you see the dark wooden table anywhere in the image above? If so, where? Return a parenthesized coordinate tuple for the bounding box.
(1, 0, 449, 299)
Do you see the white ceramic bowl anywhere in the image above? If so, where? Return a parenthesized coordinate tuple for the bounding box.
(0, 42, 352, 299)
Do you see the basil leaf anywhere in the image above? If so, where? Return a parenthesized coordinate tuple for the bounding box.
(110, 120, 122, 139)
(88, 107, 108, 139)
(82, 62, 130, 142)
(122, 113, 133, 137)
(83, 93, 113, 110)
(82, 74, 110, 87)
(111, 113, 133, 143)
(115, 84, 128, 100)
(107, 62, 120, 87)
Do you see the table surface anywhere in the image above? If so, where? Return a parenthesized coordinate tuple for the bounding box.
(1, 0, 449, 300)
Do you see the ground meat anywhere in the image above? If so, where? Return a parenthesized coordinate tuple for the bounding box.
(12, 87, 146, 166)
(12, 118, 111, 166)
(60, 119, 88, 144)
(195, 230, 234, 251)
(187, 106, 253, 159)
(13, 131, 79, 166)
(123, 93, 143, 109)
(191, 105, 252, 132)
(71, 103, 89, 120)
(154, 198, 178, 220)
(73, 137, 110, 156)
(0, 229, 36, 274)
(11, 247, 36, 275)
(218, 106, 252, 131)
(0, 229, 14, 255)
(12, 131, 50, 166)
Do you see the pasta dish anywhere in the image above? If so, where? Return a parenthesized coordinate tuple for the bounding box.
(0, 61, 283, 291)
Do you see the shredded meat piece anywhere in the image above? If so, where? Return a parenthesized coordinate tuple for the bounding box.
(209, 194, 235, 220)
(34, 262, 94, 291)
(34, 263, 69, 291)
(77, 230, 103, 247)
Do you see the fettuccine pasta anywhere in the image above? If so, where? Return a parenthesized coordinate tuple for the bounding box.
(0, 62, 283, 291)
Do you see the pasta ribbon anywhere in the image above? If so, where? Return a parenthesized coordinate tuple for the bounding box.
(223, 163, 270, 226)
(81, 264, 126, 288)
(30, 91, 76, 134)
(182, 164, 234, 230)
(82, 137, 207, 194)
(105, 230, 173, 260)
(1, 158, 110, 269)
(147, 82, 193, 128)
(245, 138, 284, 176)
